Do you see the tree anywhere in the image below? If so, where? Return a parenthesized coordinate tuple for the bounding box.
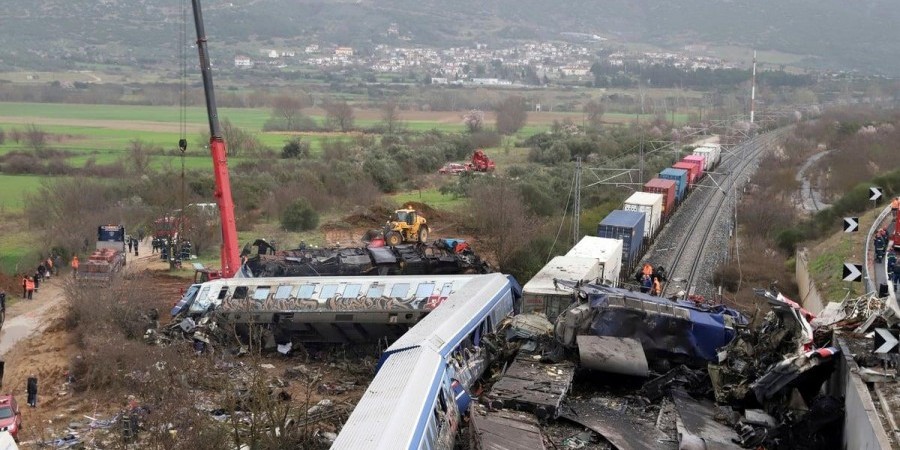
(127, 139, 153, 176)
(0, 127, 5, 145)
(495, 96, 528, 135)
(280, 199, 319, 231)
(463, 109, 484, 133)
(380, 101, 403, 134)
(583, 99, 605, 130)
(324, 100, 355, 132)
(25, 123, 47, 151)
(200, 118, 266, 157)
(271, 95, 307, 131)
(468, 178, 534, 270)
(281, 138, 310, 159)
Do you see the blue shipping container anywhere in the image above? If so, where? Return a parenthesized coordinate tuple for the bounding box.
(597, 210, 645, 269)
(659, 168, 688, 202)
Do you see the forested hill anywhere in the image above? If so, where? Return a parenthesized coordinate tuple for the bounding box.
(1, 0, 898, 75)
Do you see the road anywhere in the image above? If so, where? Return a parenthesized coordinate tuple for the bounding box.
(0, 239, 157, 356)
(795, 149, 833, 213)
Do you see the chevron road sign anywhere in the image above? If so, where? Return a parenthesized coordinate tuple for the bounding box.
(875, 328, 900, 354)
(843, 217, 858, 233)
(842, 263, 862, 282)
(870, 187, 883, 201)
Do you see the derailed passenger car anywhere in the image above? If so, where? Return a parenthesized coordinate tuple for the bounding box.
(554, 283, 748, 367)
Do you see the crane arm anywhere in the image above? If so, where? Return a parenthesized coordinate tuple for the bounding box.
(191, 0, 241, 277)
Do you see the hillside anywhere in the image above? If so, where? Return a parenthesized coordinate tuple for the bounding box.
(0, 0, 898, 74)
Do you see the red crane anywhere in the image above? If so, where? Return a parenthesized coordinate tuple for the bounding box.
(190, 0, 241, 278)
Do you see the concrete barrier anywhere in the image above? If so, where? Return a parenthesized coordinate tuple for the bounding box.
(796, 248, 826, 315)
(831, 338, 892, 449)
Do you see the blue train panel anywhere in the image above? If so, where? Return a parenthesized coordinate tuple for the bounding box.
(659, 168, 688, 202)
(597, 210, 645, 269)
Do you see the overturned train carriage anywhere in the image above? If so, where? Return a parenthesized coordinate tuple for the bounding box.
(173, 274, 481, 344)
(243, 241, 491, 278)
(555, 283, 748, 366)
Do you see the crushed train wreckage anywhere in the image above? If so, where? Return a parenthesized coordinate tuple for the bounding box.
(241, 238, 491, 278)
(459, 282, 850, 450)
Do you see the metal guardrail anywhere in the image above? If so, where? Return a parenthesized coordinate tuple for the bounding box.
(866, 206, 898, 318)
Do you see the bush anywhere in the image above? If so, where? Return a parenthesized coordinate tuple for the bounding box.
(281, 138, 311, 159)
(280, 199, 319, 231)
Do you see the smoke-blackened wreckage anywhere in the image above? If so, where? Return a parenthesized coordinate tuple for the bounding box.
(132, 240, 894, 450)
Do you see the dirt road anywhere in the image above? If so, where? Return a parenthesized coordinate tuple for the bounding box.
(0, 240, 167, 443)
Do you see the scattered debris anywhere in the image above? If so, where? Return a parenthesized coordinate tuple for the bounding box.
(577, 335, 649, 377)
(469, 404, 547, 450)
(487, 355, 575, 420)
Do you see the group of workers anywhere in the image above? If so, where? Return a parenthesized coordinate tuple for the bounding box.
(639, 262, 664, 296)
(874, 211, 900, 288)
(20, 255, 60, 300)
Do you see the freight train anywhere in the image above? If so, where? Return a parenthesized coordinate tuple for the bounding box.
(597, 142, 721, 277)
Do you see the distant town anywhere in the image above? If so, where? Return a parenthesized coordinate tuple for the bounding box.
(233, 25, 735, 87)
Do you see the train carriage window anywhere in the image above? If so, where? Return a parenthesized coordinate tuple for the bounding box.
(367, 284, 384, 298)
(233, 286, 248, 300)
(252, 286, 270, 301)
(216, 287, 228, 300)
(440, 283, 453, 297)
(297, 285, 315, 299)
(390, 283, 410, 298)
(274, 285, 293, 299)
(415, 283, 435, 299)
(343, 284, 362, 298)
(319, 284, 338, 299)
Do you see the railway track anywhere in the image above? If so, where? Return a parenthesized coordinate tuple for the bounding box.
(654, 129, 787, 298)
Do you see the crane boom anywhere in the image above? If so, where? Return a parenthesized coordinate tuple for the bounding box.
(191, 0, 241, 278)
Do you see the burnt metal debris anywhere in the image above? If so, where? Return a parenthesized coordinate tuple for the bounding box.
(463, 282, 857, 450)
(243, 238, 491, 278)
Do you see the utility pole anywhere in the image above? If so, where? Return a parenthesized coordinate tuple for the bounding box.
(573, 157, 582, 246)
(750, 50, 757, 124)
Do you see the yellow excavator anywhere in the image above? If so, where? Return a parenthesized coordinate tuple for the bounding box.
(383, 207, 429, 246)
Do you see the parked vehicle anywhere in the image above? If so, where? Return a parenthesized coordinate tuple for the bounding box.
(469, 149, 496, 172)
(0, 395, 22, 442)
(383, 207, 429, 246)
(79, 225, 127, 284)
(438, 162, 470, 175)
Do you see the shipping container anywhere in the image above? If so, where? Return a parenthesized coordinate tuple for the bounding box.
(623, 192, 663, 238)
(566, 236, 623, 287)
(597, 210, 645, 270)
(659, 167, 688, 202)
(683, 155, 706, 179)
(692, 144, 719, 171)
(673, 162, 699, 187)
(643, 178, 676, 216)
(522, 255, 602, 320)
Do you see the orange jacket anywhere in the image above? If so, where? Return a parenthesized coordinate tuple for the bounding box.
(652, 277, 661, 294)
(25, 278, 34, 291)
(893, 197, 900, 209)
(71, 256, 79, 269)
(642, 263, 653, 276)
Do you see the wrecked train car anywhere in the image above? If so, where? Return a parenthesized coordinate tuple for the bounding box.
(334, 273, 520, 450)
(172, 274, 480, 344)
(555, 283, 747, 367)
(243, 240, 490, 277)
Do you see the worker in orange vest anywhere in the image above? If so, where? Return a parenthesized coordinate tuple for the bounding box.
(24, 276, 34, 300)
(652, 277, 662, 296)
(71, 255, 79, 279)
(45, 257, 53, 279)
(892, 196, 900, 218)
(642, 263, 653, 277)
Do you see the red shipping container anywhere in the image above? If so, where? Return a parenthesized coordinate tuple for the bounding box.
(673, 162, 698, 186)
(682, 155, 705, 179)
(643, 178, 676, 215)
